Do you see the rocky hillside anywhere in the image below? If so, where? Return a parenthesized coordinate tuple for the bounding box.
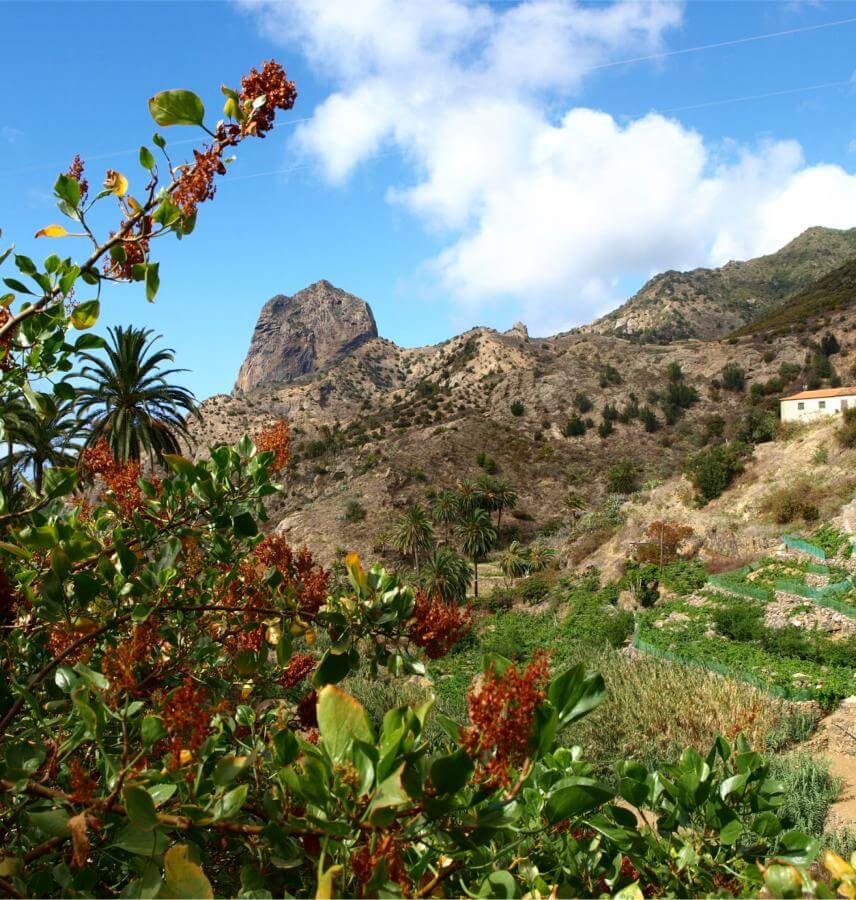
(190, 267, 856, 565)
(582, 226, 856, 342)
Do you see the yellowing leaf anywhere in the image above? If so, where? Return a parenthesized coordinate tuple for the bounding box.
(103, 170, 129, 197)
(70, 299, 100, 330)
(825, 850, 856, 881)
(163, 844, 213, 900)
(315, 865, 342, 900)
(35, 224, 70, 238)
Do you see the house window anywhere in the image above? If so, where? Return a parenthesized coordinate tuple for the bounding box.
(819, 400, 826, 409)
(797, 402, 804, 410)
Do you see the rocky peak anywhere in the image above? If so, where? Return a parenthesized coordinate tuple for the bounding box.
(504, 321, 529, 339)
(234, 280, 378, 393)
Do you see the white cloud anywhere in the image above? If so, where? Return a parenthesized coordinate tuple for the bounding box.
(241, 0, 856, 334)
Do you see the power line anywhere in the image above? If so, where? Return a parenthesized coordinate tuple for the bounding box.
(584, 14, 856, 73)
(654, 77, 853, 115)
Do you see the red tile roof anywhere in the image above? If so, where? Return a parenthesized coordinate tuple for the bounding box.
(780, 387, 856, 401)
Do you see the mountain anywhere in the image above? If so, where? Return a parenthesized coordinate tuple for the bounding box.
(581, 226, 856, 342)
(190, 259, 856, 565)
(730, 255, 856, 337)
(234, 280, 378, 393)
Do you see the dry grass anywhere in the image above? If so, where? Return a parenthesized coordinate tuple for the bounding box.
(564, 647, 819, 771)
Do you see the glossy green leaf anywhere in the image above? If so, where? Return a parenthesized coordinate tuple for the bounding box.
(123, 785, 159, 830)
(148, 90, 205, 127)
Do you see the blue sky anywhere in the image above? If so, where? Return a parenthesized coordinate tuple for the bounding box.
(1, 0, 855, 399)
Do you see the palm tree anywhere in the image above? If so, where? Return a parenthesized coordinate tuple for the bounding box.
(456, 507, 496, 599)
(476, 474, 498, 517)
(564, 492, 585, 526)
(421, 546, 471, 603)
(456, 478, 478, 514)
(527, 544, 556, 573)
(0, 393, 30, 485)
(9, 401, 82, 493)
(492, 477, 518, 533)
(499, 540, 529, 584)
(75, 326, 199, 464)
(431, 490, 459, 544)
(390, 503, 434, 575)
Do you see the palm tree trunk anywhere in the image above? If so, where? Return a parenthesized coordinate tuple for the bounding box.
(35, 459, 43, 495)
(473, 559, 479, 598)
(414, 547, 420, 576)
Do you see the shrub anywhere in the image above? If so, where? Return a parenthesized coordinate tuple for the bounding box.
(685, 442, 750, 502)
(635, 521, 695, 566)
(476, 451, 497, 473)
(597, 418, 614, 438)
(598, 364, 622, 387)
(837, 407, 856, 449)
(573, 392, 593, 413)
(344, 499, 367, 522)
(639, 405, 659, 432)
(561, 591, 634, 647)
(721, 362, 746, 392)
(621, 561, 660, 607)
(607, 460, 638, 494)
(820, 332, 841, 356)
(733, 406, 777, 445)
(563, 412, 586, 437)
(712, 600, 764, 642)
(510, 399, 524, 416)
(660, 559, 708, 595)
(762, 481, 824, 524)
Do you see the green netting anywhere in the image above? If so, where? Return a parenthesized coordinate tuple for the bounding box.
(772, 578, 856, 617)
(783, 535, 826, 560)
(631, 632, 816, 701)
(706, 574, 772, 602)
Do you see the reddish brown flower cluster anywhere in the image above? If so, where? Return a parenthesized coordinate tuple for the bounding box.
(102, 216, 152, 281)
(254, 535, 329, 615)
(296, 689, 318, 729)
(635, 520, 695, 566)
(351, 834, 411, 897)
(66, 154, 89, 203)
(0, 307, 15, 372)
(80, 440, 145, 518)
(68, 757, 98, 804)
(279, 653, 316, 689)
(240, 60, 297, 138)
(172, 147, 225, 219)
(101, 619, 159, 696)
(408, 591, 471, 659)
(460, 652, 549, 788)
(0, 563, 20, 625)
(48, 619, 98, 664)
(161, 677, 214, 769)
(255, 419, 291, 472)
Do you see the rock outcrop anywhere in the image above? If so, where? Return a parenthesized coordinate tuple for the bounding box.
(234, 280, 378, 393)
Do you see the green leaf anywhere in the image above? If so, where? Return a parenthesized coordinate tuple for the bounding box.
(213, 755, 250, 788)
(161, 453, 196, 478)
(70, 299, 100, 330)
(54, 174, 81, 208)
(112, 824, 169, 857)
(123, 785, 159, 831)
(212, 784, 248, 822)
(478, 871, 518, 899)
(3, 277, 32, 294)
(141, 715, 167, 746)
(232, 512, 258, 538)
(272, 729, 298, 767)
(52, 381, 76, 401)
(163, 844, 214, 899)
(317, 685, 374, 763)
(276, 632, 293, 667)
(139, 146, 156, 170)
(153, 132, 166, 149)
(28, 809, 70, 837)
(148, 90, 205, 127)
(312, 648, 351, 687)
(548, 663, 606, 727)
(753, 811, 783, 837)
(145, 262, 160, 302)
(430, 749, 473, 795)
(545, 777, 613, 823)
(43, 466, 77, 499)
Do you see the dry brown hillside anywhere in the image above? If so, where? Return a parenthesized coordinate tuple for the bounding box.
(189, 279, 856, 565)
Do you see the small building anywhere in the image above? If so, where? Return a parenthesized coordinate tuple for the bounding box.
(780, 387, 856, 423)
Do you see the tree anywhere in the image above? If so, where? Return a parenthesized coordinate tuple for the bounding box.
(821, 332, 840, 356)
(572, 392, 593, 413)
(564, 491, 585, 524)
(686, 443, 750, 503)
(721, 362, 746, 392)
(75, 325, 199, 464)
(510, 400, 524, 416)
(6, 400, 82, 493)
(432, 489, 459, 543)
(491, 476, 518, 532)
(563, 413, 585, 437)
(390, 503, 434, 574)
(499, 540, 529, 582)
(607, 460, 638, 494)
(456, 477, 479, 513)
(421, 545, 471, 602)
(456, 506, 496, 598)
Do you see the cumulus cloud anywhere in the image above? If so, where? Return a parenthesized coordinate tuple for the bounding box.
(241, 0, 856, 333)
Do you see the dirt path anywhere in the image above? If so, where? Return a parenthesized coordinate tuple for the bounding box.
(804, 698, 856, 830)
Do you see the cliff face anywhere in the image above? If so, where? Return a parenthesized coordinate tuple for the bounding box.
(234, 280, 378, 393)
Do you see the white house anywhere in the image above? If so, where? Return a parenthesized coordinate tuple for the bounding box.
(780, 387, 856, 423)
